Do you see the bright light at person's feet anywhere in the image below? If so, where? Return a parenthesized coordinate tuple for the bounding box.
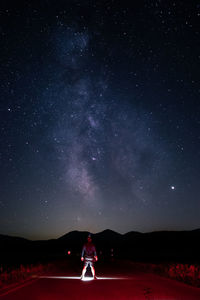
(39, 275, 126, 280)
(81, 276, 94, 281)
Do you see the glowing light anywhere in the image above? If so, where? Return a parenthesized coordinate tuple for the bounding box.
(95, 277, 125, 280)
(171, 186, 175, 190)
(81, 276, 94, 281)
(39, 276, 81, 280)
(39, 276, 126, 280)
(67, 250, 71, 255)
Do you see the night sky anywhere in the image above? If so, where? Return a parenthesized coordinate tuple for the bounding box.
(0, 1, 200, 240)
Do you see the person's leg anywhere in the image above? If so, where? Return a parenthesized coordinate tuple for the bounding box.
(91, 266, 95, 277)
(81, 266, 87, 278)
(90, 262, 96, 278)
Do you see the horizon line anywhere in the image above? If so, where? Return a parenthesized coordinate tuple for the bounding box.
(0, 227, 200, 241)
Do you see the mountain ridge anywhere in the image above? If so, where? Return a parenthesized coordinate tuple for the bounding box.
(1, 229, 200, 264)
(0, 228, 200, 242)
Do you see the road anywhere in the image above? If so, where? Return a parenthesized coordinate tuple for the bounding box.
(0, 260, 200, 299)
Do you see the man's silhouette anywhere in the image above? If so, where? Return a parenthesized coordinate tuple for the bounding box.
(81, 234, 98, 279)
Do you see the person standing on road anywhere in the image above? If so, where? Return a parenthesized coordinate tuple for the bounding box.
(81, 234, 98, 279)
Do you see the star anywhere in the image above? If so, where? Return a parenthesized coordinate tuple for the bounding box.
(0, 0, 198, 239)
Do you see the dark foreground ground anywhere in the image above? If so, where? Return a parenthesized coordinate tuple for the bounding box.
(0, 260, 200, 300)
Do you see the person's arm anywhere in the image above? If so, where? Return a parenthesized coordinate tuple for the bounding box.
(81, 245, 85, 261)
(93, 246, 98, 261)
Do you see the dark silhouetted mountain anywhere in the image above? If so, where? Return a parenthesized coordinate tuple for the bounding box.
(58, 230, 89, 242)
(1, 229, 200, 265)
(123, 231, 142, 238)
(93, 229, 122, 243)
(0, 234, 31, 251)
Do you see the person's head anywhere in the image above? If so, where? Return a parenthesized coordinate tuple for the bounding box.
(87, 233, 92, 242)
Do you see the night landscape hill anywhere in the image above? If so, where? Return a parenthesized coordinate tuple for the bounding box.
(0, 229, 200, 266)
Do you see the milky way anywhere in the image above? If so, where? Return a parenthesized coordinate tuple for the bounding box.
(43, 26, 171, 233)
(0, 1, 199, 239)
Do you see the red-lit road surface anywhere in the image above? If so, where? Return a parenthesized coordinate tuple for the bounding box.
(0, 261, 200, 300)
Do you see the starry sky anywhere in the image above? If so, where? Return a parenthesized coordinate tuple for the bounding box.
(0, 0, 200, 240)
